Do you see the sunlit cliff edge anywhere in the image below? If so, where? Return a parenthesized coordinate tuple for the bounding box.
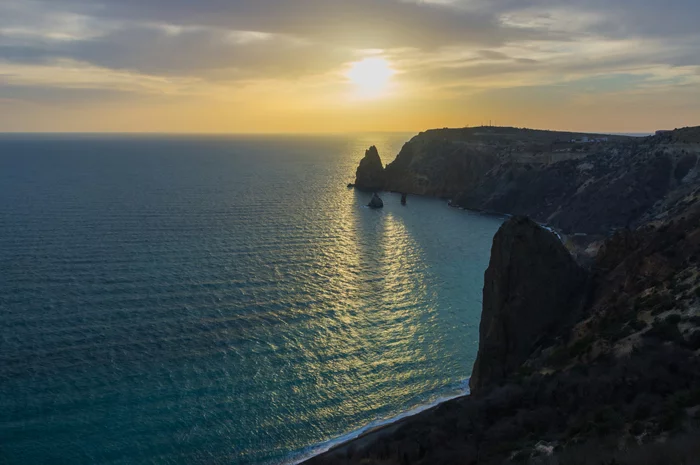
(305, 126, 700, 464)
(354, 126, 700, 236)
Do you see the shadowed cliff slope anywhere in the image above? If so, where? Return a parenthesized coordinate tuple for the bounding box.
(382, 136, 499, 197)
(305, 211, 700, 465)
(353, 146, 385, 191)
(306, 127, 700, 464)
(355, 126, 700, 234)
(470, 217, 587, 393)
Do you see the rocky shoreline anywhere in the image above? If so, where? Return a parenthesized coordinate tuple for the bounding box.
(353, 126, 700, 236)
(302, 126, 700, 465)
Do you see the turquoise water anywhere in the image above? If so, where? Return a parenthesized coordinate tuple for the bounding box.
(0, 134, 503, 464)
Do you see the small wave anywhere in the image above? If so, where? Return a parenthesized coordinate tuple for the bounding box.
(281, 378, 471, 465)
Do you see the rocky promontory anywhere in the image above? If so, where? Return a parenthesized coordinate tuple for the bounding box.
(306, 211, 700, 464)
(351, 126, 700, 235)
(305, 126, 700, 465)
(470, 217, 587, 393)
(353, 146, 385, 191)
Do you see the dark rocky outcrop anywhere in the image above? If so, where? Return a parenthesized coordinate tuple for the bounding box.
(470, 217, 588, 393)
(383, 136, 499, 198)
(310, 127, 700, 465)
(453, 150, 675, 234)
(367, 193, 384, 209)
(305, 208, 700, 465)
(353, 126, 700, 234)
(354, 146, 385, 191)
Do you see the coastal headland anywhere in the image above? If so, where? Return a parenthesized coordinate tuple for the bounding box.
(305, 126, 700, 464)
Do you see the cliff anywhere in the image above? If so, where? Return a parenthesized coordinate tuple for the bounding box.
(305, 206, 700, 465)
(356, 126, 700, 235)
(470, 217, 587, 392)
(305, 126, 700, 465)
(353, 146, 385, 191)
(382, 135, 499, 197)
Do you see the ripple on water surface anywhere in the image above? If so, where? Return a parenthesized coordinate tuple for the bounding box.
(0, 134, 503, 464)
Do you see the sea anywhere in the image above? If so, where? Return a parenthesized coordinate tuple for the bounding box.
(0, 134, 504, 464)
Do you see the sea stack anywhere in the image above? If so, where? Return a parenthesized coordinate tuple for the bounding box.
(367, 193, 384, 209)
(354, 146, 385, 191)
(470, 217, 587, 393)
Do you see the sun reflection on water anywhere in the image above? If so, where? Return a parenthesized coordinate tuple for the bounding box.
(0, 134, 502, 465)
(285, 188, 446, 436)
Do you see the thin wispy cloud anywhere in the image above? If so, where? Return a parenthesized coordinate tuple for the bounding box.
(0, 0, 698, 132)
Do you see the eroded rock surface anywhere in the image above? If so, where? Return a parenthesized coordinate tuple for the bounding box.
(354, 146, 385, 191)
(367, 193, 384, 209)
(470, 217, 588, 392)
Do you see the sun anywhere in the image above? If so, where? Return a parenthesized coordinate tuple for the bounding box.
(345, 57, 395, 98)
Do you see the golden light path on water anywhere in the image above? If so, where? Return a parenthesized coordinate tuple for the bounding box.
(0, 134, 502, 465)
(256, 188, 439, 448)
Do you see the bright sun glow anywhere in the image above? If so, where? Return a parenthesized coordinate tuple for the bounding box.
(345, 57, 395, 98)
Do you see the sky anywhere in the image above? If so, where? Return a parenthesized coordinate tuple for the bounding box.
(0, 0, 699, 133)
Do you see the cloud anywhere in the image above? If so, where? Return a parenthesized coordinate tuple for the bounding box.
(11, 0, 554, 49)
(0, 58, 200, 96)
(1, 0, 699, 132)
(478, 50, 512, 61)
(1, 25, 350, 78)
(0, 83, 141, 104)
(3, 0, 699, 80)
(501, 0, 700, 42)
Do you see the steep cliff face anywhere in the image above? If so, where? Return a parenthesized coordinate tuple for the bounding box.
(311, 127, 700, 465)
(378, 126, 630, 201)
(353, 146, 385, 191)
(304, 209, 700, 465)
(453, 146, 681, 234)
(470, 217, 588, 392)
(383, 137, 499, 197)
(355, 126, 700, 234)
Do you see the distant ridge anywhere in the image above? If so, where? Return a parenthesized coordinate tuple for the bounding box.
(352, 125, 700, 235)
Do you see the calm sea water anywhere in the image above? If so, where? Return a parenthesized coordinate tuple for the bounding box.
(0, 134, 503, 464)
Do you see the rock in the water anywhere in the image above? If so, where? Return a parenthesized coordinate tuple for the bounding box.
(470, 216, 588, 393)
(367, 193, 384, 209)
(354, 146, 385, 191)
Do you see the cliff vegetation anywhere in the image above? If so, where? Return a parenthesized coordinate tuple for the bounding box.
(306, 126, 700, 465)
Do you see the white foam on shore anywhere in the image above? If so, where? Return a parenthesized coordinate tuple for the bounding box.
(280, 378, 471, 465)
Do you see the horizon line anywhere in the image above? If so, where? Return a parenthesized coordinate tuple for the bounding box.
(0, 128, 661, 137)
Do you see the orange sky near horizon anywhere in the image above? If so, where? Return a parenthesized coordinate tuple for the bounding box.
(1, 0, 699, 133)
